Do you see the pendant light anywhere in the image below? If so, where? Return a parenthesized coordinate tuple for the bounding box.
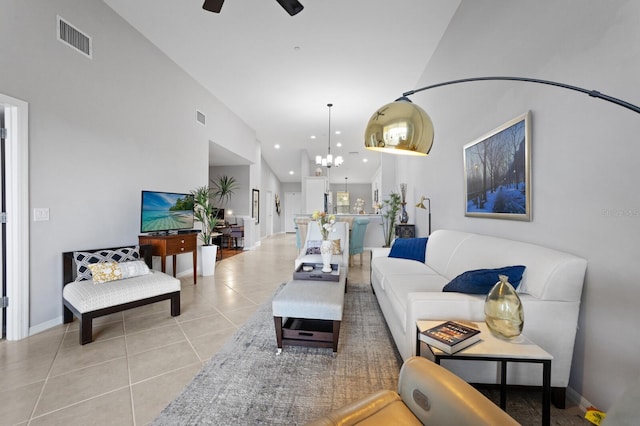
(316, 103, 344, 168)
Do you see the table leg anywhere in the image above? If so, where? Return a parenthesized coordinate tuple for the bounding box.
(500, 360, 508, 410)
(192, 249, 197, 285)
(172, 255, 177, 278)
(274, 316, 283, 349)
(542, 360, 551, 426)
(332, 320, 341, 352)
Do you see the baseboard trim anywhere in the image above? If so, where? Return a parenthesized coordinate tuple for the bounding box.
(567, 386, 591, 413)
(30, 316, 64, 336)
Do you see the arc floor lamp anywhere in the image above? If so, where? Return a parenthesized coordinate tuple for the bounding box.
(364, 76, 640, 157)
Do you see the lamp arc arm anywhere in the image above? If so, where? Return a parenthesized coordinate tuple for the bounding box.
(402, 76, 640, 115)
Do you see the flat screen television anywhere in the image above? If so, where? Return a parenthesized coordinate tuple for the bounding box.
(140, 190, 195, 234)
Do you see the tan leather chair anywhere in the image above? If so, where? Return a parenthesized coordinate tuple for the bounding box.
(306, 356, 519, 426)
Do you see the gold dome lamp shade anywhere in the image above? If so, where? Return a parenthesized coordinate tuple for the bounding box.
(364, 97, 434, 156)
(364, 77, 640, 156)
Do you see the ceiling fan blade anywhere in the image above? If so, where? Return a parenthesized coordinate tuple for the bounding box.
(202, 0, 224, 13)
(276, 0, 304, 16)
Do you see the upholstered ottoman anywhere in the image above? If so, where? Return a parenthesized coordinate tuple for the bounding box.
(272, 275, 346, 352)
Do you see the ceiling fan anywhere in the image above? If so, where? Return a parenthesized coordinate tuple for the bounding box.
(202, 0, 304, 16)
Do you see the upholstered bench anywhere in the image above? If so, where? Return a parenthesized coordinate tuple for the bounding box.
(272, 274, 346, 352)
(62, 244, 180, 345)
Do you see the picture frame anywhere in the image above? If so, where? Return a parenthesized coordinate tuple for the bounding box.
(252, 189, 260, 224)
(463, 111, 531, 221)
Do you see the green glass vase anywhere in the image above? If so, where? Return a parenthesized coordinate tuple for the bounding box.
(484, 274, 524, 338)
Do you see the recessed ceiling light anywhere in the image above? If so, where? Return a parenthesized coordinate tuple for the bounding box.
(289, 170, 294, 175)
(336, 142, 342, 147)
(363, 158, 368, 163)
(310, 135, 316, 139)
(274, 144, 280, 149)
(335, 130, 341, 135)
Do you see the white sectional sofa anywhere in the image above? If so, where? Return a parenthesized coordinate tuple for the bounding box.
(370, 229, 587, 407)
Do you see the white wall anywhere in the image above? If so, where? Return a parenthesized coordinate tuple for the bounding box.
(402, 0, 640, 410)
(0, 0, 259, 329)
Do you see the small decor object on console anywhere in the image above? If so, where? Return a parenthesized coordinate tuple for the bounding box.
(312, 210, 336, 272)
(484, 274, 524, 338)
(419, 320, 481, 354)
(399, 183, 409, 223)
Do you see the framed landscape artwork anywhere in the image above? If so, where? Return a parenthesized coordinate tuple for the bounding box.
(463, 111, 532, 221)
(252, 189, 260, 224)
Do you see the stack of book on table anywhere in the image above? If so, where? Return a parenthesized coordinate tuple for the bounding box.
(419, 320, 481, 354)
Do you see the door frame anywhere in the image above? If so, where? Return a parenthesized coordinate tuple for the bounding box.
(266, 190, 274, 236)
(1, 93, 29, 340)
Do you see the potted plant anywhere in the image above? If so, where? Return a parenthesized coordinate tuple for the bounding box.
(191, 185, 221, 276)
(212, 175, 239, 211)
(381, 192, 402, 247)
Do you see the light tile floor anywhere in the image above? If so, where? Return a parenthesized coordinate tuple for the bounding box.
(0, 233, 371, 426)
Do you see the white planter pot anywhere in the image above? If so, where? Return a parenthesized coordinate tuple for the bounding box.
(200, 245, 218, 276)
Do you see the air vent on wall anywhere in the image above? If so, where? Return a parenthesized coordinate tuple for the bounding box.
(57, 16, 92, 58)
(196, 110, 206, 126)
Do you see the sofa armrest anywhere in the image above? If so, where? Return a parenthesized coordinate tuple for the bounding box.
(371, 247, 391, 259)
(305, 390, 420, 426)
(399, 357, 519, 425)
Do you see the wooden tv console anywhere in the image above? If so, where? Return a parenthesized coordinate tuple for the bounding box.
(138, 232, 197, 284)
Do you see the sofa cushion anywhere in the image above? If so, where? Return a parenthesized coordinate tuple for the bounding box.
(372, 257, 438, 291)
(63, 270, 180, 313)
(385, 274, 449, 330)
(389, 238, 428, 263)
(442, 265, 526, 295)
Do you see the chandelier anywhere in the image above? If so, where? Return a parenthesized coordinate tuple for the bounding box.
(316, 103, 344, 168)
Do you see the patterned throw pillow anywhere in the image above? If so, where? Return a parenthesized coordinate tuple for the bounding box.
(73, 246, 140, 281)
(87, 260, 151, 284)
(305, 240, 323, 255)
(305, 240, 342, 255)
(88, 262, 122, 284)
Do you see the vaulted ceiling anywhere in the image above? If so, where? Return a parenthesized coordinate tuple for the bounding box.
(104, 0, 460, 183)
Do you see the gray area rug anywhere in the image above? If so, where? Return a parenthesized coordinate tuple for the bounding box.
(153, 284, 403, 425)
(154, 283, 589, 425)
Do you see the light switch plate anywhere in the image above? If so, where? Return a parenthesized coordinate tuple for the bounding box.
(33, 208, 50, 221)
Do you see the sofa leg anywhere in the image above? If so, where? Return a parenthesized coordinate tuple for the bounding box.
(551, 387, 566, 409)
(79, 316, 93, 345)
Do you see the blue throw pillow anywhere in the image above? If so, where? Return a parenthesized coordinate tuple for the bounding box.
(388, 238, 428, 263)
(442, 265, 526, 295)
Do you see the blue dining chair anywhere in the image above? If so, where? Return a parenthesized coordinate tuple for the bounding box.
(294, 217, 302, 250)
(349, 217, 369, 265)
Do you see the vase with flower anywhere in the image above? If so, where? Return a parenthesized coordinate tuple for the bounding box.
(312, 210, 336, 272)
